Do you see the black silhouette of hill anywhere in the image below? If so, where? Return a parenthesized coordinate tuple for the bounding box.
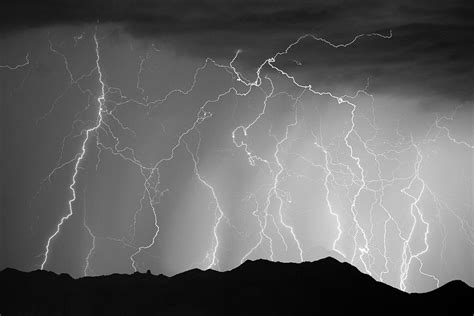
(0, 257, 472, 315)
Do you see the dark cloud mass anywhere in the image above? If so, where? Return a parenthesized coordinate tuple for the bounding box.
(2, 0, 472, 33)
(4, 0, 472, 108)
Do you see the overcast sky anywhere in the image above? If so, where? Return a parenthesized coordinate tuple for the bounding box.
(1, 0, 472, 293)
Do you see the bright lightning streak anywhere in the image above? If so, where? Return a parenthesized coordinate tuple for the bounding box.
(230, 31, 393, 268)
(128, 87, 235, 271)
(398, 136, 440, 290)
(83, 190, 95, 277)
(41, 32, 105, 270)
(433, 106, 474, 149)
(30, 24, 473, 293)
(311, 128, 345, 259)
(184, 137, 224, 269)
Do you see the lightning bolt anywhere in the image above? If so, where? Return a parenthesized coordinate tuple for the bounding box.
(229, 32, 394, 269)
(0, 53, 30, 70)
(83, 189, 95, 277)
(183, 135, 224, 269)
(398, 135, 439, 291)
(41, 31, 106, 270)
(29, 24, 473, 293)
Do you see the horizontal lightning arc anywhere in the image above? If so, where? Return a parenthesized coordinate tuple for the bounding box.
(0, 53, 30, 70)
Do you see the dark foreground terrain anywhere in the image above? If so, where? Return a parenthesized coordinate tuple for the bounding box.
(1, 257, 472, 315)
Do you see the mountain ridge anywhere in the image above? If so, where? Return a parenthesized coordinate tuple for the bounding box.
(1, 257, 472, 315)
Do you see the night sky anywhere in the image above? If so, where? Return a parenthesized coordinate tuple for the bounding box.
(1, 0, 473, 293)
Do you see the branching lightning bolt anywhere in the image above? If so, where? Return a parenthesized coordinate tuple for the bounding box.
(0, 53, 30, 70)
(41, 32, 106, 270)
(30, 24, 473, 293)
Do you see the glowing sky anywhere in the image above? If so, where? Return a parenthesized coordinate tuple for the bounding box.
(1, 0, 473, 293)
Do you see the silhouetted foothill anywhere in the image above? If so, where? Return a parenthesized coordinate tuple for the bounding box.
(0, 258, 473, 315)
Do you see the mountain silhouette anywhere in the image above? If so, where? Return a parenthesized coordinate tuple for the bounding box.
(0, 257, 472, 315)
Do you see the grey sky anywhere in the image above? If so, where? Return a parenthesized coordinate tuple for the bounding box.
(1, 1, 473, 293)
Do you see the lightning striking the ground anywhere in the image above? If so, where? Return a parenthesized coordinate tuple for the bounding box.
(7, 24, 470, 293)
(40, 32, 106, 270)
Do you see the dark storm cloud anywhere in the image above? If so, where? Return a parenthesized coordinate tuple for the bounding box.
(0, 0, 472, 105)
(2, 0, 471, 38)
(2, 0, 357, 34)
(273, 21, 474, 110)
(0, 0, 472, 120)
(2, 1, 472, 55)
(4, 0, 471, 110)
